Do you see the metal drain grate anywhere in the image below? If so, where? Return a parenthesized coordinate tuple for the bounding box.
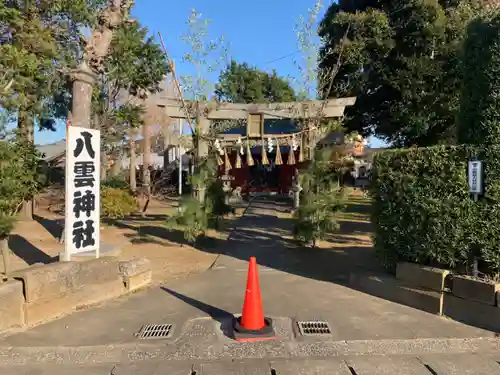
(137, 324, 173, 339)
(297, 320, 332, 336)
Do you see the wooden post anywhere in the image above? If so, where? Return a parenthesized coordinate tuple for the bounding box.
(197, 116, 210, 161)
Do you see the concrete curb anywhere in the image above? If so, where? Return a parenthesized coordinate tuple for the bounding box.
(1, 337, 498, 366)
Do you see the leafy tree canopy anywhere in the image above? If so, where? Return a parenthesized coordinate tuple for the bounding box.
(0, 131, 43, 236)
(458, 11, 500, 145)
(1, 0, 108, 130)
(93, 20, 169, 155)
(215, 60, 296, 103)
(0, 3, 57, 115)
(318, 0, 481, 147)
(106, 21, 170, 99)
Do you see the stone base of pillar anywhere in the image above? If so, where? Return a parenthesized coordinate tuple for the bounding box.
(293, 193, 300, 210)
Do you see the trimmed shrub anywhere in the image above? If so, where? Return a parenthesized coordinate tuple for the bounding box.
(101, 187, 137, 219)
(371, 145, 500, 275)
(166, 158, 234, 243)
(293, 148, 347, 247)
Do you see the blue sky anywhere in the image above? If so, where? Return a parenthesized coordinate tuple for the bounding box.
(34, 0, 386, 148)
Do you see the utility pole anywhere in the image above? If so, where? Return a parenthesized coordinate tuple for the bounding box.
(170, 59, 183, 196)
(178, 118, 183, 196)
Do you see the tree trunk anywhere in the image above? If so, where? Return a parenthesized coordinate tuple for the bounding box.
(18, 110, 34, 220)
(1, 237, 11, 279)
(70, 62, 96, 129)
(70, 0, 134, 129)
(129, 132, 137, 191)
(142, 123, 152, 195)
(101, 152, 108, 181)
(110, 155, 121, 177)
(18, 110, 34, 141)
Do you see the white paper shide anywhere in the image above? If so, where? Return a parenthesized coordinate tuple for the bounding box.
(64, 126, 101, 259)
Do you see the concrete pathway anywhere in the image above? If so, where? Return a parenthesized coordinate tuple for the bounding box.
(1, 198, 499, 374)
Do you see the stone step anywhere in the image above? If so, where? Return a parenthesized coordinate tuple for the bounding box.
(3, 355, 500, 374)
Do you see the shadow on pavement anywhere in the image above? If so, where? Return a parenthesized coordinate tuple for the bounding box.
(338, 219, 372, 235)
(105, 219, 192, 247)
(8, 234, 58, 266)
(161, 287, 235, 339)
(201, 198, 381, 284)
(33, 214, 63, 241)
(107, 198, 380, 286)
(126, 214, 172, 222)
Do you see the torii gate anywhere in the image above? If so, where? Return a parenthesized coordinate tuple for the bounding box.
(156, 97, 357, 160)
(156, 96, 356, 204)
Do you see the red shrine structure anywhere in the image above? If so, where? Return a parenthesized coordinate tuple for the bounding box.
(219, 120, 301, 195)
(217, 119, 348, 196)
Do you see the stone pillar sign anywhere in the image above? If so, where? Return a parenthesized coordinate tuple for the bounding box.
(63, 126, 101, 261)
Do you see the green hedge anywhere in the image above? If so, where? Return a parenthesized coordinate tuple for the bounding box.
(371, 145, 500, 274)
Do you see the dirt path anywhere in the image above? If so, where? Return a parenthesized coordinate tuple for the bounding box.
(4, 190, 372, 283)
(212, 192, 380, 280)
(2, 198, 231, 283)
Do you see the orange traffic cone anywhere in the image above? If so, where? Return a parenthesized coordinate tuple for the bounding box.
(240, 257, 265, 329)
(233, 256, 275, 342)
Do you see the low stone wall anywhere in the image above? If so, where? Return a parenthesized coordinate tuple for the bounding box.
(351, 263, 500, 332)
(0, 256, 152, 334)
(349, 271, 445, 315)
(119, 257, 152, 291)
(0, 280, 24, 331)
(395, 262, 450, 292)
(444, 275, 500, 332)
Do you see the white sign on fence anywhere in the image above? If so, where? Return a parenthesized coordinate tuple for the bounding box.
(468, 160, 483, 195)
(64, 126, 101, 260)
